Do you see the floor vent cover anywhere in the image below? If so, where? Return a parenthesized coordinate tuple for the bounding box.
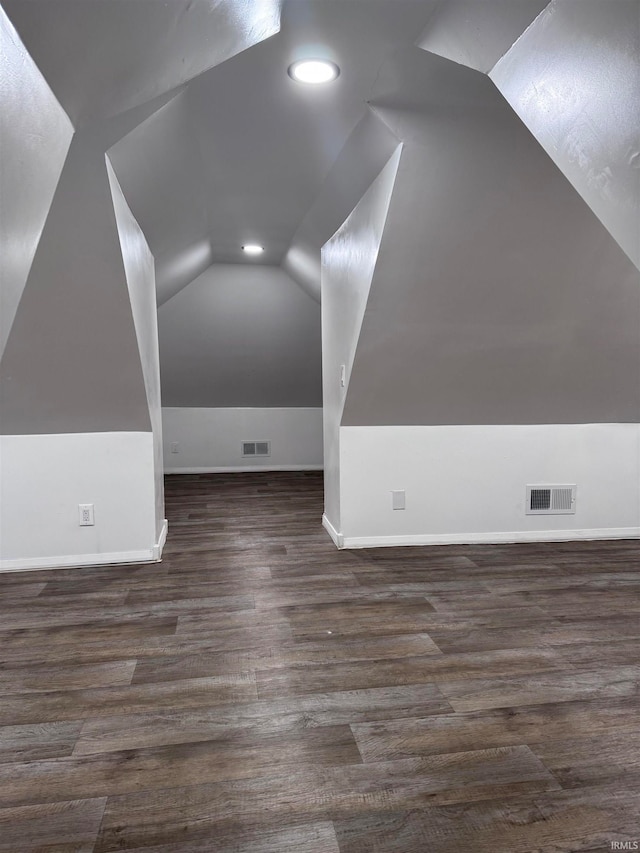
(526, 485, 576, 515)
(242, 441, 271, 458)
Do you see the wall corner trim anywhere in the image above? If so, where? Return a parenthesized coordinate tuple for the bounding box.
(322, 514, 344, 549)
(341, 527, 640, 550)
(153, 519, 169, 561)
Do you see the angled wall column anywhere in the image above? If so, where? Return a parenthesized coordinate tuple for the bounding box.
(321, 146, 402, 543)
(0, 133, 161, 570)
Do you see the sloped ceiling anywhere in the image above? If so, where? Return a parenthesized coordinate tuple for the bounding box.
(108, 92, 210, 275)
(183, 0, 438, 269)
(1, 0, 281, 126)
(12, 0, 628, 312)
(6, 0, 446, 305)
(417, 0, 548, 74)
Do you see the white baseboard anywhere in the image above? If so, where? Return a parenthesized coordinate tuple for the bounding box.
(322, 514, 344, 548)
(153, 519, 169, 561)
(165, 465, 323, 474)
(341, 527, 640, 549)
(0, 520, 169, 573)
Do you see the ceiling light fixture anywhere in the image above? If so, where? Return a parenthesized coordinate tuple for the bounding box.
(288, 59, 340, 85)
(242, 244, 264, 255)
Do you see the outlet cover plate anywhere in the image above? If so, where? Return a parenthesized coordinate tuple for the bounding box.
(79, 504, 95, 526)
(391, 490, 406, 510)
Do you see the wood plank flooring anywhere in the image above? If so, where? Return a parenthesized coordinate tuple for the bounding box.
(0, 471, 638, 852)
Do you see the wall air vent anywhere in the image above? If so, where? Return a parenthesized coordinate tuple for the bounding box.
(242, 441, 271, 458)
(526, 485, 576, 515)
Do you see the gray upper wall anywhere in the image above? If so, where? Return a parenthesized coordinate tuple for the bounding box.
(341, 48, 640, 426)
(0, 136, 151, 435)
(0, 6, 73, 361)
(491, 0, 640, 272)
(158, 264, 322, 408)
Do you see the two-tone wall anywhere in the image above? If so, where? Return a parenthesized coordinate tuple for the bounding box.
(322, 40, 640, 549)
(158, 263, 323, 472)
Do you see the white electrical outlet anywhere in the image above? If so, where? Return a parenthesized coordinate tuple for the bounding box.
(170, 442, 179, 454)
(391, 490, 406, 510)
(78, 504, 95, 526)
(340, 364, 346, 387)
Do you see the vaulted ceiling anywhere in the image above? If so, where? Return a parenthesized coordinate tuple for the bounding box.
(5, 0, 560, 308)
(6, 0, 636, 316)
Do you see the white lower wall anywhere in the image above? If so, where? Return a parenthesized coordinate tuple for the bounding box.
(337, 424, 640, 547)
(163, 408, 323, 473)
(0, 432, 165, 570)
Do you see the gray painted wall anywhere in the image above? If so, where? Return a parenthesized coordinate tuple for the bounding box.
(0, 135, 150, 435)
(108, 160, 165, 539)
(491, 0, 640, 271)
(154, 239, 215, 309)
(0, 6, 73, 360)
(322, 148, 401, 530)
(158, 264, 322, 408)
(340, 48, 640, 426)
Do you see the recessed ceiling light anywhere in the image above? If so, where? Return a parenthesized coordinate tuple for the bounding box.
(288, 59, 340, 85)
(242, 244, 264, 255)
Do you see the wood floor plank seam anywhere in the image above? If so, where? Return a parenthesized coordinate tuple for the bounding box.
(0, 471, 637, 852)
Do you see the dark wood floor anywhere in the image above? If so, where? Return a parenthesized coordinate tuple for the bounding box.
(1, 471, 639, 852)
